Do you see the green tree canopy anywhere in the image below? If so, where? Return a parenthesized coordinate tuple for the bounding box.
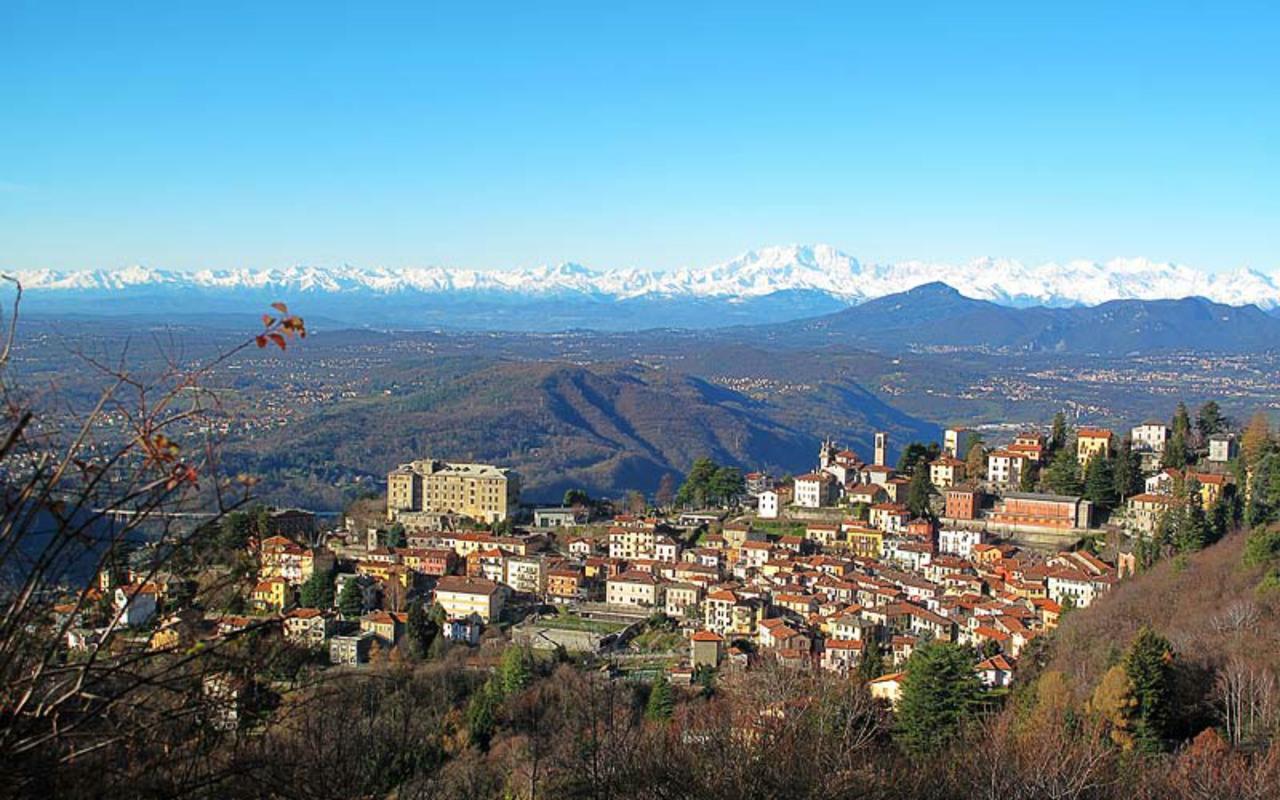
(1049, 412, 1069, 454)
(298, 566, 334, 609)
(645, 674, 675, 721)
(1124, 627, 1175, 752)
(1044, 447, 1082, 495)
(897, 442, 941, 475)
(1083, 454, 1117, 509)
(337, 577, 365, 619)
(1196, 400, 1226, 440)
(906, 467, 935, 520)
(895, 641, 983, 755)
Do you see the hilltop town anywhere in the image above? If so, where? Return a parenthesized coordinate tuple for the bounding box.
(64, 401, 1255, 716)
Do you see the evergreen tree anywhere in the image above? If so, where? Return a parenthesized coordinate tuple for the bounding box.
(1018, 462, 1038, 492)
(1179, 491, 1209, 553)
(857, 638, 886, 682)
(406, 599, 437, 659)
(1049, 412, 1069, 454)
(563, 488, 590, 507)
(1196, 400, 1225, 440)
(337, 577, 365, 619)
(498, 646, 533, 695)
(383, 523, 405, 549)
(895, 641, 983, 755)
(676, 458, 720, 508)
(1208, 497, 1229, 545)
(897, 442, 941, 474)
(1044, 447, 1082, 495)
(298, 566, 334, 609)
(1124, 627, 1175, 752)
(466, 677, 502, 748)
(708, 466, 745, 507)
(645, 674, 675, 721)
(1113, 437, 1143, 501)
(1083, 454, 1117, 509)
(906, 467, 934, 519)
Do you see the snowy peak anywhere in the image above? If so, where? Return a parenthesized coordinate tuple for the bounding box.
(8, 245, 1280, 310)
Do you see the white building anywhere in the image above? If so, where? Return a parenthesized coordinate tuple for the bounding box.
(1130, 422, 1169, 455)
(793, 473, 836, 509)
(113, 583, 159, 628)
(938, 527, 984, 558)
(986, 450, 1028, 488)
(758, 490, 780, 519)
(1209, 434, 1237, 463)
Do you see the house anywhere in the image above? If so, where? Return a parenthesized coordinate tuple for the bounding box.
(360, 610, 409, 646)
(1046, 568, 1101, 608)
(442, 617, 483, 645)
(793, 473, 838, 508)
(868, 673, 906, 708)
(820, 638, 863, 675)
(503, 555, 546, 595)
(547, 567, 588, 603)
(845, 484, 887, 507)
(1127, 493, 1175, 534)
(745, 471, 774, 496)
(113, 583, 159, 628)
(986, 450, 1029, 488)
(252, 577, 291, 611)
(533, 507, 588, 528)
(1131, 422, 1169, 456)
(844, 526, 884, 559)
(1011, 432, 1046, 463)
(704, 590, 765, 636)
(566, 537, 594, 557)
(944, 486, 982, 521)
(757, 490, 781, 519)
(202, 672, 249, 732)
(804, 523, 842, 547)
(654, 536, 680, 563)
(329, 631, 375, 666)
(664, 582, 701, 618)
(283, 608, 335, 648)
(606, 571, 664, 608)
(938, 527, 983, 558)
(1076, 428, 1113, 466)
(868, 503, 910, 534)
(690, 630, 724, 669)
(433, 575, 505, 623)
(929, 456, 967, 490)
(1209, 434, 1238, 463)
(267, 508, 318, 540)
(976, 654, 1016, 687)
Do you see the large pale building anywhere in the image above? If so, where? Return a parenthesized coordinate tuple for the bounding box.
(387, 459, 520, 524)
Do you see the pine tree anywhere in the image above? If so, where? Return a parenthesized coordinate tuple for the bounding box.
(1050, 412, 1069, 454)
(1179, 492, 1209, 553)
(1018, 462, 1038, 492)
(1045, 447, 1082, 495)
(895, 641, 983, 755)
(337, 577, 365, 619)
(645, 674, 675, 721)
(1124, 627, 1175, 752)
(1083, 454, 1117, 509)
(1196, 400, 1225, 440)
(1113, 437, 1142, 501)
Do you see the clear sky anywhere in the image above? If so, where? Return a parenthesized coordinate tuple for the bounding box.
(1, 1, 1276, 273)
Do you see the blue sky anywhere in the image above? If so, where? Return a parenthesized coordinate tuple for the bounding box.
(1, 1, 1276, 273)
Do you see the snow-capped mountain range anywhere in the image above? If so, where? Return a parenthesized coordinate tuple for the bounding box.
(9, 245, 1279, 332)
(12, 244, 1278, 308)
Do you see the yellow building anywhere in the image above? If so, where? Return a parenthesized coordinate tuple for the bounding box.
(1076, 428, 1113, 467)
(387, 460, 520, 524)
(844, 526, 884, 559)
(252, 577, 290, 611)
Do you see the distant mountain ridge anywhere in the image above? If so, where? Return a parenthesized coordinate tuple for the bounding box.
(10, 244, 1280, 331)
(752, 282, 1280, 354)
